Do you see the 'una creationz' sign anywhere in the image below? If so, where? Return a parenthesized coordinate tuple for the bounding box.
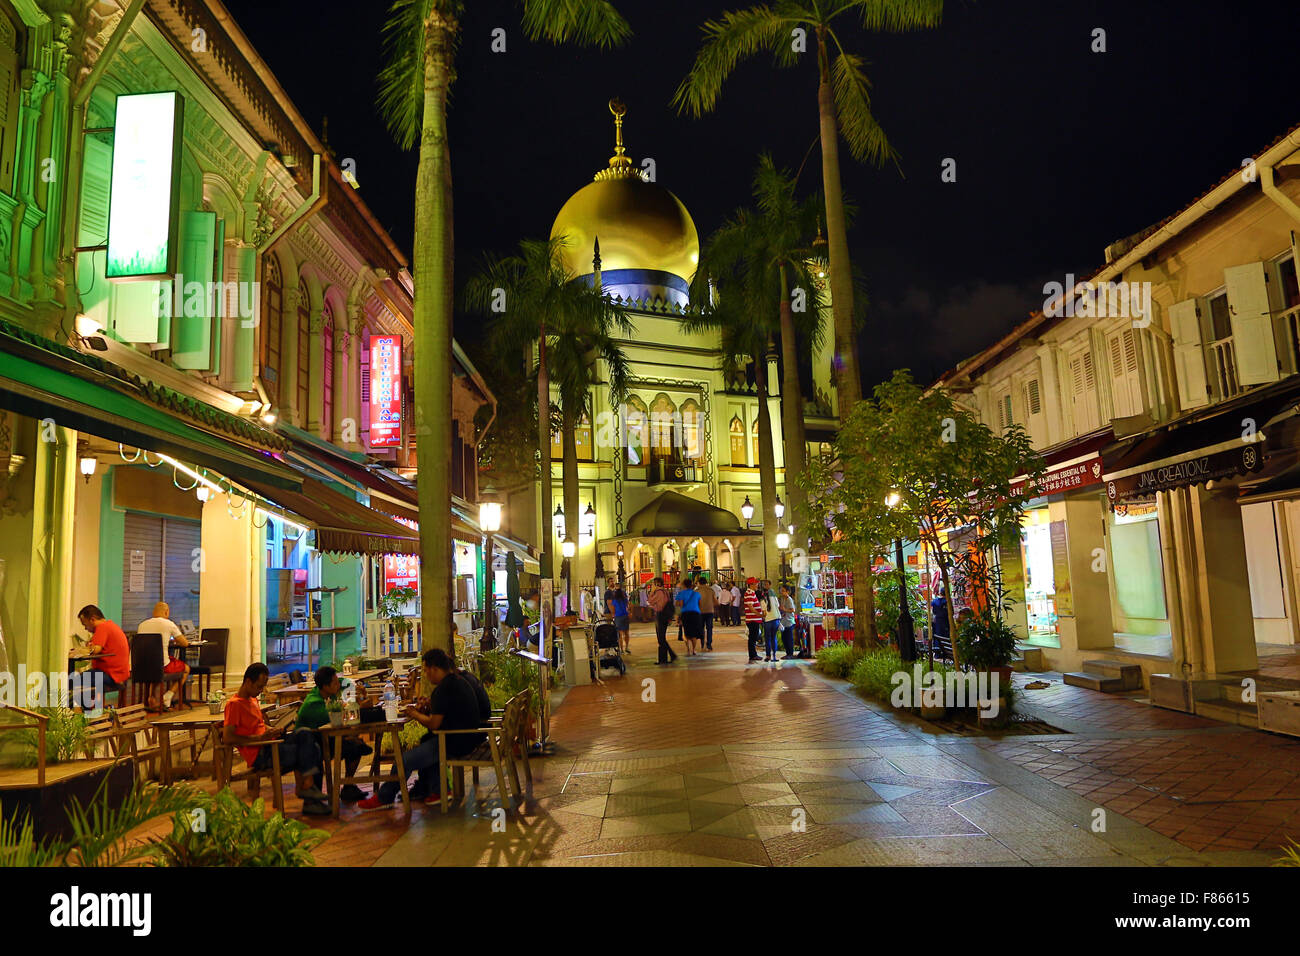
(1105, 443, 1264, 505)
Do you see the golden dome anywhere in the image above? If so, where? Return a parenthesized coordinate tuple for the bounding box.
(549, 100, 699, 288)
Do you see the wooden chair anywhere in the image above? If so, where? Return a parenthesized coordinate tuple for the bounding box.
(212, 703, 298, 814)
(190, 628, 229, 697)
(265, 674, 291, 692)
(436, 705, 523, 814)
(110, 704, 163, 780)
(128, 633, 165, 708)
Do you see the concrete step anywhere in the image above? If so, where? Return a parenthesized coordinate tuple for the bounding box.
(1063, 671, 1126, 693)
(1194, 698, 1259, 727)
(1081, 659, 1144, 689)
(1013, 646, 1045, 672)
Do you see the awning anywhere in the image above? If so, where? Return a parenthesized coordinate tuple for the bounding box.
(240, 475, 421, 556)
(0, 347, 301, 490)
(491, 531, 541, 574)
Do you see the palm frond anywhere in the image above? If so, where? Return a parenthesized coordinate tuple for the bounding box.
(830, 50, 897, 167)
(851, 0, 944, 32)
(377, 0, 441, 150)
(673, 6, 791, 116)
(520, 0, 632, 47)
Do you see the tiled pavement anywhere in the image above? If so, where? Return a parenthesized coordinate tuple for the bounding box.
(209, 622, 1300, 865)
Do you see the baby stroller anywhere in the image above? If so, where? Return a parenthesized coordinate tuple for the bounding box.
(592, 620, 626, 677)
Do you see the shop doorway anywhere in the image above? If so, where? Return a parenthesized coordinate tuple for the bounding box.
(1105, 497, 1172, 657)
(122, 512, 200, 631)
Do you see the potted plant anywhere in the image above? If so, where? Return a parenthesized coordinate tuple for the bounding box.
(954, 610, 1019, 688)
(206, 690, 226, 715)
(325, 697, 345, 728)
(378, 585, 419, 646)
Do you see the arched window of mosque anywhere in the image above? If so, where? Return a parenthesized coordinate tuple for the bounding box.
(576, 413, 593, 462)
(0, 9, 21, 195)
(729, 415, 746, 466)
(625, 396, 648, 466)
(650, 394, 677, 463)
(752, 416, 761, 467)
(321, 299, 334, 441)
(261, 256, 283, 403)
(680, 399, 704, 468)
(296, 279, 312, 424)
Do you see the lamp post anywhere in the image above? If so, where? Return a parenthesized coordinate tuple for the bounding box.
(775, 529, 791, 585)
(885, 491, 917, 663)
(740, 495, 754, 529)
(773, 495, 785, 523)
(479, 493, 502, 648)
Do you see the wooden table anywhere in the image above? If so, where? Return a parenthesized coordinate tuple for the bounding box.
(150, 709, 225, 785)
(317, 717, 411, 817)
(283, 626, 354, 666)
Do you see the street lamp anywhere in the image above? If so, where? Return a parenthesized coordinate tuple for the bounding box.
(775, 529, 791, 584)
(774, 495, 785, 521)
(885, 490, 916, 663)
(479, 493, 503, 648)
(581, 501, 596, 541)
(552, 504, 565, 543)
(740, 495, 754, 529)
(561, 538, 576, 612)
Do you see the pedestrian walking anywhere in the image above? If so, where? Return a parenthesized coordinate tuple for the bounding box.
(761, 581, 781, 662)
(743, 578, 764, 662)
(730, 580, 743, 625)
(778, 583, 797, 659)
(676, 576, 704, 655)
(696, 574, 716, 651)
(716, 576, 733, 628)
(606, 585, 632, 653)
(648, 577, 677, 665)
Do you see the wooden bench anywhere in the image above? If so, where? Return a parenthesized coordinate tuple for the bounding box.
(110, 704, 164, 781)
(435, 691, 529, 813)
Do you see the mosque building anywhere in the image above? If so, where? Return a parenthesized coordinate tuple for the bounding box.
(535, 100, 841, 592)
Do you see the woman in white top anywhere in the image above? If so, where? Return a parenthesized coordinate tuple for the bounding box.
(136, 602, 189, 710)
(761, 583, 781, 662)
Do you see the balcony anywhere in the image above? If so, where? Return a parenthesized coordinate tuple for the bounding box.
(647, 459, 704, 487)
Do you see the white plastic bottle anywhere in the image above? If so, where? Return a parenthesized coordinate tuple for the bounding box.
(382, 680, 398, 722)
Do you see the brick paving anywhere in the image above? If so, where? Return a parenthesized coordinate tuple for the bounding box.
(138, 621, 1300, 864)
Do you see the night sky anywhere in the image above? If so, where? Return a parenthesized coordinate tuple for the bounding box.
(223, 0, 1300, 389)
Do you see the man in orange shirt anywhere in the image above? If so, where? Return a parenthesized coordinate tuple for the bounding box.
(222, 663, 326, 812)
(77, 605, 131, 698)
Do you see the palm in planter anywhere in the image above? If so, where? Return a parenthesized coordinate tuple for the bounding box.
(379, 585, 420, 647)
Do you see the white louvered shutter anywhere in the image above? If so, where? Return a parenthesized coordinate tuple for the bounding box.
(1107, 328, 1144, 418)
(1224, 261, 1280, 385)
(1069, 348, 1099, 433)
(1023, 376, 1045, 444)
(1168, 298, 1209, 410)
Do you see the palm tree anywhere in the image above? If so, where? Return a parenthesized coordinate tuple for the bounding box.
(466, 238, 634, 580)
(686, 211, 784, 578)
(377, 0, 630, 650)
(674, 0, 944, 412)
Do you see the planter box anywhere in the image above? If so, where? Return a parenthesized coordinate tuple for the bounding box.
(0, 760, 135, 843)
(1259, 690, 1300, 737)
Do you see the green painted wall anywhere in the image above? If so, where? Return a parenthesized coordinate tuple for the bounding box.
(321, 555, 363, 664)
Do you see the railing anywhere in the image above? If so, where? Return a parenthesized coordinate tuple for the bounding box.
(647, 460, 703, 485)
(1208, 336, 1240, 400)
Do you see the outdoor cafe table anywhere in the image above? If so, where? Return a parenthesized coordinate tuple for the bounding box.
(150, 708, 225, 785)
(267, 668, 390, 702)
(317, 716, 411, 817)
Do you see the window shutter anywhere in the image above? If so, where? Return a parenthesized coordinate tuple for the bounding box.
(1023, 377, 1045, 444)
(359, 331, 370, 447)
(172, 210, 216, 369)
(1169, 298, 1210, 409)
(1224, 261, 1280, 385)
(1107, 328, 1144, 418)
(1069, 348, 1099, 433)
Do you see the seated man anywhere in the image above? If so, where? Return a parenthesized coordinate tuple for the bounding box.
(297, 666, 373, 802)
(222, 663, 328, 814)
(359, 648, 485, 809)
(455, 661, 492, 725)
(136, 601, 189, 710)
(76, 605, 131, 707)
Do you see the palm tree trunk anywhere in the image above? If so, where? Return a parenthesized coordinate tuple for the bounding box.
(537, 332, 552, 582)
(561, 398, 580, 610)
(815, 28, 873, 646)
(755, 345, 778, 580)
(413, 13, 456, 653)
(778, 264, 808, 526)
(815, 27, 861, 412)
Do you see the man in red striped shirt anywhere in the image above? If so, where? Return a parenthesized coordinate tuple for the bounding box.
(743, 578, 764, 663)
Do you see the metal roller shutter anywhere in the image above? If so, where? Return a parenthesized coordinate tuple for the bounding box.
(122, 512, 201, 629)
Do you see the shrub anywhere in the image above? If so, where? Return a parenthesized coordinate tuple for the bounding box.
(1276, 839, 1300, 867)
(12, 707, 90, 767)
(815, 641, 863, 678)
(849, 648, 905, 701)
(474, 648, 541, 714)
(954, 610, 1019, 670)
(150, 788, 327, 866)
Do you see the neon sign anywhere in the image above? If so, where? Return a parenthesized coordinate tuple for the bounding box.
(369, 335, 402, 447)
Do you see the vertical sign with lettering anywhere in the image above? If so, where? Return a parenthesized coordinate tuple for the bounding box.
(369, 335, 402, 447)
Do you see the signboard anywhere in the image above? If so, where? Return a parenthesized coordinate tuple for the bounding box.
(1009, 454, 1104, 499)
(384, 554, 420, 592)
(1105, 443, 1264, 505)
(368, 335, 402, 447)
(106, 92, 184, 279)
